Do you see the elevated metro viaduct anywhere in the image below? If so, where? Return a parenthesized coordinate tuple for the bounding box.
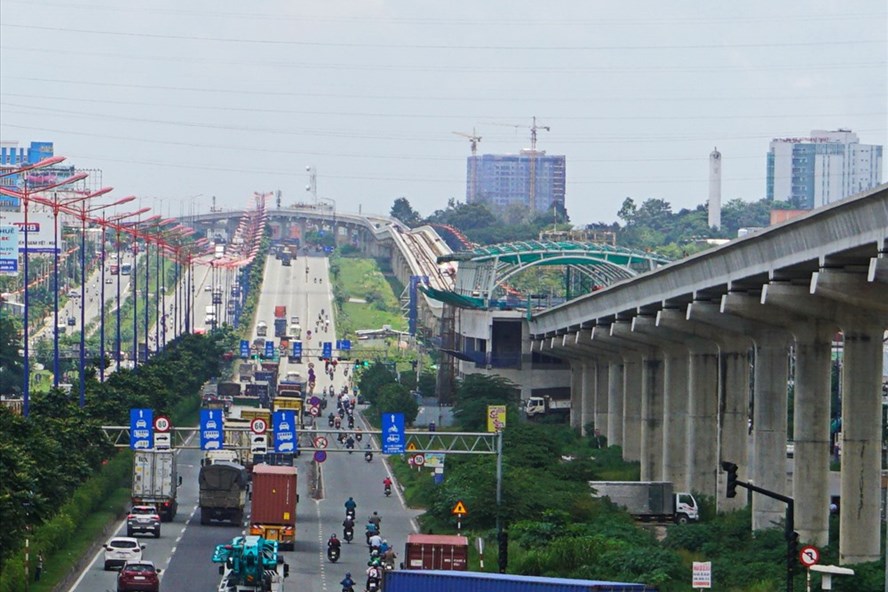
(188, 207, 453, 335)
(530, 184, 888, 565)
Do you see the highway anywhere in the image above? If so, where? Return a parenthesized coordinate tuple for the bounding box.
(70, 247, 421, 592)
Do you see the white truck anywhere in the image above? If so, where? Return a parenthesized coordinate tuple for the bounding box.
(205, 304, 217, 325)
(524, 395, 571, 418)
(131, 450, 182, 522)
(256, 321, 268, 337)
(589, 481, 699, 524)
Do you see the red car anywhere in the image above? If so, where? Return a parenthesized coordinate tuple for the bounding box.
(117, 560, 162, 592)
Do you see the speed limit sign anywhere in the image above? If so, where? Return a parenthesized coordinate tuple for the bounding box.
(250, 418, 268, 434)
(413, 454, 426, 466)
(153, 416, 171, 433)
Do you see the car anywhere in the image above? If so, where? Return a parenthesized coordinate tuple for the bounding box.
(126, 505, 161, 538)
(68, 289, 80, 299)
(106, 277, 113, 284)
(117, 560, 162, 592)
(204, 285, 212, 291)
(103, 537, 145, 570)
(67, 316, 76, 326)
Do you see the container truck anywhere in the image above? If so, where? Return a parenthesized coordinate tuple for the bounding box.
(274, 318, 287, 338)
(589, 481, 699, 523)
(131, 450, 182, 522)
(249, 465, 298, 551)
(524, 395, 571, 418)
(274, 305, 287, 319)
(402, 534, 468, 571)
(198, 462, 249, 525)
(218, 381, 242, 399)
(383, 571, 649, 592)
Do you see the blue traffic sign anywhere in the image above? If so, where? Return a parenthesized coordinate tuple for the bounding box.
(382, 412, 405, 455)
(340, 339, 351, 351)
(273, 410, 298, 453)
(292, 341, 302, 357)
(313, 450, 327, 463)
(200, 409, 224, 450)
(264, 340, 275, 359)
(322, 342, 332, 359)
(130, 408, 154, 450)
(239, 339, 250, 358)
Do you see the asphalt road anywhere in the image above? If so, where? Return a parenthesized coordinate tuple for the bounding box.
(71, 249, 421, 592)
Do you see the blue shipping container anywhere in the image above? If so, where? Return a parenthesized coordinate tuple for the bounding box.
(383, 570, 653, 592)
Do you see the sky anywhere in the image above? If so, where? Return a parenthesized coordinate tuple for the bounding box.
(1, 0, 885, 225)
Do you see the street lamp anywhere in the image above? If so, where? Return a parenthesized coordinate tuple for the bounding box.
(0, 163, 89, 416)
(72, 195, 136, 406)
(128, 214, 161, 367)
(49, 187, 113, 387)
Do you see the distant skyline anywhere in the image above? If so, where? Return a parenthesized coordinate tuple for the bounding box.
(1, 0, 885, 224)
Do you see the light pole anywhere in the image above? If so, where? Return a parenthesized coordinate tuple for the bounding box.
(72, 195, 136, 405)
(109, 208, 150, 368)
(0, 159, 86, 416)
(47, 188, 112, 387)
(129, 215, 161, 367)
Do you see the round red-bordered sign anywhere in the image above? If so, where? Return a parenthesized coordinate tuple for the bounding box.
(250, 418, 268, 434)
(309, 406, 320, 417)
(314, 436, 328, 449)
(799, 545, 819, 568)
(153, 416, 171, 433)
(413, 453, 425, 466)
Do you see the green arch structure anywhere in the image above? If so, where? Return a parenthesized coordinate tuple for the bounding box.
(427, 240, 671, 309)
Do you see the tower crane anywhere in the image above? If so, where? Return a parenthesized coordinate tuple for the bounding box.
(452, 128, 482, 202)
(482, 117, 550, 212)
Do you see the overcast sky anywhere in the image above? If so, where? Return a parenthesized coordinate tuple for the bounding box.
(1, 1, 885, 224)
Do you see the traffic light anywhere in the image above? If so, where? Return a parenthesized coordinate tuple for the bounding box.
(721, 461, 738, 498)
(787, 530, 799, 572)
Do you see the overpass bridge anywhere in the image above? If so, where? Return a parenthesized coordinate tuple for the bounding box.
(530, 184, 888, 564)
(189, 207, 456, 333)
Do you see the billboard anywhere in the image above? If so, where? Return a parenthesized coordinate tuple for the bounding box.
(0, 225, 19, 274)
(0, 208, 59, 253)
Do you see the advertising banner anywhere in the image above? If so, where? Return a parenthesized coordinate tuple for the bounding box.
(0, 208, 59, 253)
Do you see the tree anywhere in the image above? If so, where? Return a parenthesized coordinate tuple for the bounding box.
(357, 362, 396, 405)
(0, 316, 23, 395)
(390, 197, 422, 227)
(451, 374, 520, 431)
(371, 383, 419, 426)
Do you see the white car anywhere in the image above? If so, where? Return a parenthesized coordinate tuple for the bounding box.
(103, 536, 145, 570)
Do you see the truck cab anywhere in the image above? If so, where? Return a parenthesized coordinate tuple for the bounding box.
(256, 321, 268, 337)
(524, 395, 571, 418)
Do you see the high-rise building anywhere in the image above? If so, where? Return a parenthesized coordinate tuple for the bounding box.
(467, 150, 566, 214)
(766, 129, 882, 209)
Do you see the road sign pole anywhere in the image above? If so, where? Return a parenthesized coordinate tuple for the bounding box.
(495, 430, 505, 573)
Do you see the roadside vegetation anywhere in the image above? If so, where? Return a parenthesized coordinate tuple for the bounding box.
(328, 252, 406, 338)
(0, 326, 237, 592)
(366, 371, 883, 591)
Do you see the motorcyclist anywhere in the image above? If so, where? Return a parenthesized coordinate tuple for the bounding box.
(342, 516, 355, 540)
(334, 416, 342, 429)
(328, 412, 335, 427)
(368, 532, 382, 552)
(366, 563, 382, 590)
(378, 539, 390, 554)
(328, 533, 341, 551)
(383, 477, 393, 494)
(340, 572, 355, 592)
(368, 511, 381, 529)
(344, 497, 357, 515)
(382, 546, 397, 570)
(365, 520, 379, 543)
(364, 445, 372, 462)
(345, 436, 355, 451)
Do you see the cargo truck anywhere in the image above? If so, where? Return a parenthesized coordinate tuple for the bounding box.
(131, 450, 182, 522)
(589, 481, 699, 523)
(198, 462, 249, 525)
(402, 534, 468, 571)
(274, 305, 287, 319)
(524, 395, 571, 418)
(383, 571, 649, 592)
(256, 321, 268, 337)
(274, 318, 287, 338)
(218, 381, 242, 399)
(250, 465, 298, 551)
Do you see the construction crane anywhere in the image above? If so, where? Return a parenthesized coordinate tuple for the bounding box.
(453, 129, 482, 203)
(483, 117, 550, 212)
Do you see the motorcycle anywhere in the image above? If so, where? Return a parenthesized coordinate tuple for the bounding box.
(348, 416, 355, 429)
(367, 577, 381, 592)
(328, 546, 340, 563)
(328, 414, 335, 428)
(364, 451, 373, 463)
(346, 508, 356, 521)
(343, 527, 354, 543)
(355, 432, 363, 442)
(384, 484, 392, 497)
(346, 439, 355, 454)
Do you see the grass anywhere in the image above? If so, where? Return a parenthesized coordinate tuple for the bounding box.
(332, 256, 406, 336)
(30, 486, 131, 592)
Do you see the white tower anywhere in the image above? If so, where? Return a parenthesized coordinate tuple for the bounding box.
(708, 147, 722, 230)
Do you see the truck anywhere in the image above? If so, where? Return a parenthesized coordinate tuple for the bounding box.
(402, 534, 468, 571)
(281, 253, 291, 266)
(218, 382, 242, 399)
(131, 450, 181, 522)
(383, 571, 648, 592)
(256, 321, 268, 337)
(274, 305, 287, 319)
(249, 465, 298, 551)
(589, 481, 699, 524)
(205, 304, 217, 325)
(213, 536, 290, 592)
(199, 462, 249, 525)
(524, 395, 571, 418)
(274, 318, 287, 338)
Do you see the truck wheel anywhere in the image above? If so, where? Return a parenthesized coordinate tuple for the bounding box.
(676, 514, 689, 525)
(200, 510, 210, 525)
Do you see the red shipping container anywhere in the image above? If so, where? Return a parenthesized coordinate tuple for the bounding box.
(274, 306, 287, 319)
(403, 534, 469, 571)
(250, 465, 297, 526)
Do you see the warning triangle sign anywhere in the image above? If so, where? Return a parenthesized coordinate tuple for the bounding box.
(406, 442, 417, 451)
(451, 500, 468, 515)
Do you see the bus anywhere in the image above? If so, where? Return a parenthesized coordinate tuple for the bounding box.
(121, 263, 132, 275)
